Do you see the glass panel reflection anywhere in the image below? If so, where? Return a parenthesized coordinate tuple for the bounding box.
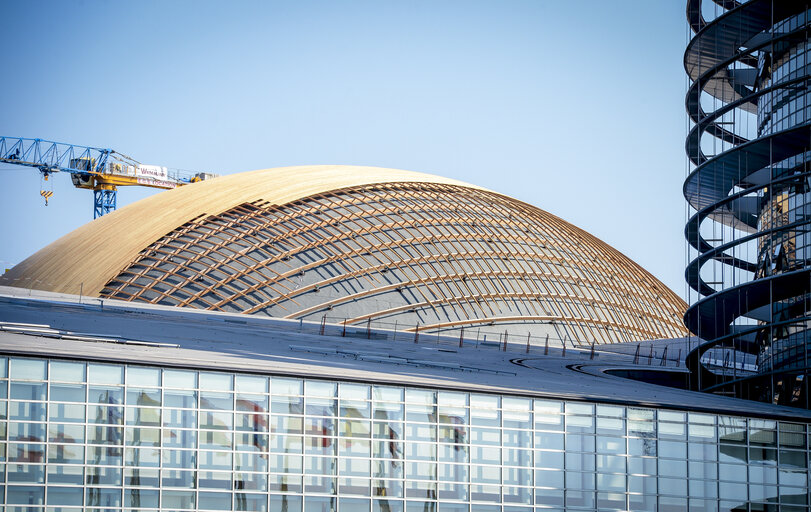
(3, 355, 811, 512)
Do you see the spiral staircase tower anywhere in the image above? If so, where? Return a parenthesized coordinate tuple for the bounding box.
(684, 0, 811, 406)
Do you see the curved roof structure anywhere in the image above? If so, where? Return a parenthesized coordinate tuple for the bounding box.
(2, 165, 686, 345)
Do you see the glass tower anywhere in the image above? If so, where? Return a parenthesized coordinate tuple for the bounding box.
(684, 0, 811, 406)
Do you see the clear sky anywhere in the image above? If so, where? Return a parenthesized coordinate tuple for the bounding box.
(0, 1, 690, 298)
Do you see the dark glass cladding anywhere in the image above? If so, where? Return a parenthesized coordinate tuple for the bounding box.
(684, 0, 811, 407)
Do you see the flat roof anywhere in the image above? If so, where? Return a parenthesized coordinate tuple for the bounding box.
(1, 285, 809, 422)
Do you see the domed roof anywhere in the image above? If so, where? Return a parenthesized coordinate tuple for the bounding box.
(2, 165, 686, 345)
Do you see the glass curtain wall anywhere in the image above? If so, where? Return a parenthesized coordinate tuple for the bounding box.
(2, 356, 810, 512)
(684, 0, 811, 406)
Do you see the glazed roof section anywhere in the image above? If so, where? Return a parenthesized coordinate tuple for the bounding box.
(1, 285, 809, 422)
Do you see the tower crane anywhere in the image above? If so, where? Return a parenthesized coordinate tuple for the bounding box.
(0, 136, 217, 218)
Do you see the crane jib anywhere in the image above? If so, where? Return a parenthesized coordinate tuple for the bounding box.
(0, 136, 217, 219)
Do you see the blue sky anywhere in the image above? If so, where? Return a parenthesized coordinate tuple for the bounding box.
(0, 1, 689, 298)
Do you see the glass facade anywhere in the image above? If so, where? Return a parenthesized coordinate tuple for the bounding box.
(2, 355, 811, 512)
(684, 1, 811, 406)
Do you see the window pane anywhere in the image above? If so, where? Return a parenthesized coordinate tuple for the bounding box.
(127, 366, 161, 387)
(50, 361, 85, 382)
(88, 363, 123, 385)
(10, 358, 46, 380)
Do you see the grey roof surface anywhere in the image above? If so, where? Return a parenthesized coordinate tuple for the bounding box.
(1, 285, 810, 422)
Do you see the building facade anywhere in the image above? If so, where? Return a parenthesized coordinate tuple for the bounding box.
(684, 0, 811, 406)
(2, 289, 811, 512)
